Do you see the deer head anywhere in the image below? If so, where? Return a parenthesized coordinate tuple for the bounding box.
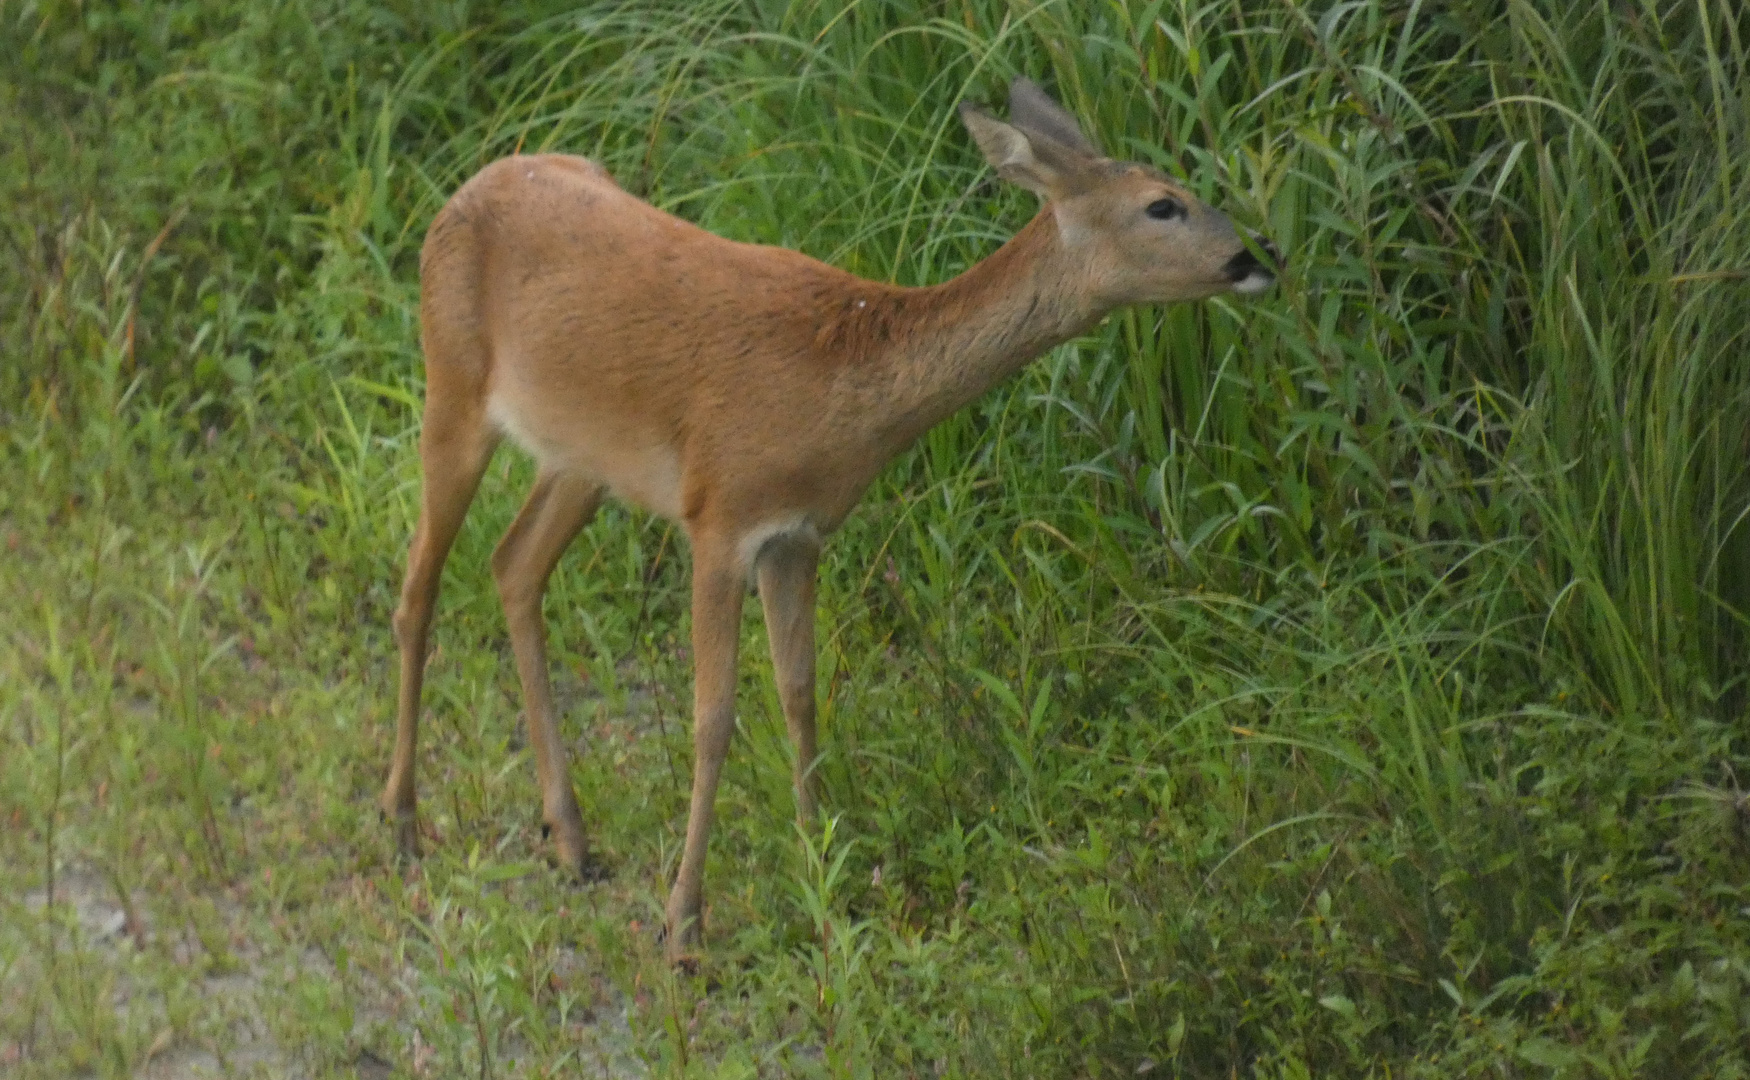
(959, 77, 1277, 308)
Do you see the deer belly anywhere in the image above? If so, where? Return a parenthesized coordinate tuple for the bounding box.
(486, 390, 684, 520)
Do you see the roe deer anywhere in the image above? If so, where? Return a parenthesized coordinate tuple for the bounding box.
(381, 77, 1276, 963)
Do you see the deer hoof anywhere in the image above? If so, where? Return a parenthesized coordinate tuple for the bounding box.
(543, 818, 608, 883)
(662, 912, 702, 968)
(384, 810, 422, 861)
(670, 953, 702, 977)
(566, 849, 611, 884)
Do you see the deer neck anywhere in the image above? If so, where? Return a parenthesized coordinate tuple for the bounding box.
(863, 210, 1102, 447)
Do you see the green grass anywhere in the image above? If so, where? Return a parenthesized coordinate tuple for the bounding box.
(4, 0, 1749, 1076)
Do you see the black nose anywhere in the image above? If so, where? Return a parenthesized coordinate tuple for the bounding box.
(1223, 237, 1280, 281)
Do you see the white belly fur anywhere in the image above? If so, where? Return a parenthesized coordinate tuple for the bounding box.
(486, 390, 685, 520)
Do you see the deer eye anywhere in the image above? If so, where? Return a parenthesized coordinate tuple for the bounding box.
(1145, 197, 1186, 221)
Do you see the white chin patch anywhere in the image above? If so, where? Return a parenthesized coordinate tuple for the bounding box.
(1231, 269, 1275, 296)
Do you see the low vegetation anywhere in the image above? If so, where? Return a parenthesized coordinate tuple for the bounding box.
(3, 1, 1747, 1076)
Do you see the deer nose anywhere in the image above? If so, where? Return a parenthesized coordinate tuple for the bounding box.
(1223, 235, 1280, 282)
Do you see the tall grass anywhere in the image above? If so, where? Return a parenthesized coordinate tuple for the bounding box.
(3, 0, 1748, 1076)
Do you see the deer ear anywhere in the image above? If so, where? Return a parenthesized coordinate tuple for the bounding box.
(1006, 77, 1099, 158)
(959, 102, 1096, 200)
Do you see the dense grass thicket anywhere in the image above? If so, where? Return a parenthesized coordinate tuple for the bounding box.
(4, 0, 1749, 1076)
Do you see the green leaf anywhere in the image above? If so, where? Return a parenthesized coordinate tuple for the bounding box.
(1318, 994, 1356, 1019)
(1516, 1037, 1580, 1068)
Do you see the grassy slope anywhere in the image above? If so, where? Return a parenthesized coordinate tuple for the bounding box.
(3, 0, 1749, 1076)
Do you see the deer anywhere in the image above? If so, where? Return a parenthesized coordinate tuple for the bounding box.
(380, 76, 1277, 964)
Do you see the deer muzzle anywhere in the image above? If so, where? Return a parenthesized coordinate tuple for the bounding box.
(1224, 234, 1279, 295)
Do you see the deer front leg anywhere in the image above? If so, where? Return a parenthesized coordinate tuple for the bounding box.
(756, 533, 821, 823)
(665, 537, 746, 963)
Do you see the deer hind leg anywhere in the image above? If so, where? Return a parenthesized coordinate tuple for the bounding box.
(382, 397, 498, 859)
(491, 469, 606, 880)
(665, 532, 747, 963)
(756, 533, 822, 824)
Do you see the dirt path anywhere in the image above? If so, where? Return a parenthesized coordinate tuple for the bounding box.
(15, 863, 645, 1078)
